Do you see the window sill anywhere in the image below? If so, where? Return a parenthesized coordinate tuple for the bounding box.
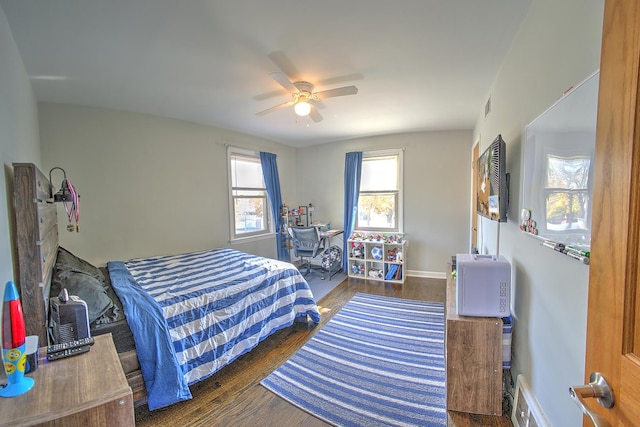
(230, 232, 276, 245)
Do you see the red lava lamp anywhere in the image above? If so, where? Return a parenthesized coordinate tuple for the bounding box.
(0, 281, 35, 397)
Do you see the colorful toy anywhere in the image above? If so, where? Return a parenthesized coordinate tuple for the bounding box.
(371, 246, 383, 260)
(351, 241, 364, 258)
(369, 269, 383, 279)
(1, 281, 35, 397)
(387, 248, 397, 261)
(350, 232, 363, 240)
(351, 264, 365, 275)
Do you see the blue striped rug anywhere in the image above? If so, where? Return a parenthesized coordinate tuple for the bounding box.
(261, 293, 446, 426)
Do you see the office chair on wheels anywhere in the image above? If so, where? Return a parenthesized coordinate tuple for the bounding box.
(289, 226, 325, 276)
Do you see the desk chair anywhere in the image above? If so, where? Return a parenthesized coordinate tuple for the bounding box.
(289, 226, 325, 276)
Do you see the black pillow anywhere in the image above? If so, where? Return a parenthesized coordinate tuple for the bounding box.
(55, 247, 105, 285)
(91, 281, 126, 327)
(53, 270, 114, 324)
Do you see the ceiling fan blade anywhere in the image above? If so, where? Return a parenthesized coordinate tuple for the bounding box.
(256, 100, 295, 116)
(309, 105, 323, 123)
(268, 51, 301, 82)
(269, 72, 298, 93)
(314, 85, 358, 99)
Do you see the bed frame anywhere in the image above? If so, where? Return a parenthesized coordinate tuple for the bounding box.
(12, 163, 147, 405)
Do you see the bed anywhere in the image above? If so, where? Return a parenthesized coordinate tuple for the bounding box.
(12, 163, 320, 410)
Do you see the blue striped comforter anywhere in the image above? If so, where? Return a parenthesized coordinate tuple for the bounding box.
(107, 248, 320, 410)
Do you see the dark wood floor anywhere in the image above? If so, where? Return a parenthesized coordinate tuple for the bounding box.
(134, 276, 513, 426)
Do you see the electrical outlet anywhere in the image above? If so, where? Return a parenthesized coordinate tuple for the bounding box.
(511, 374, 550, 427)
(513, 385, 529, 427)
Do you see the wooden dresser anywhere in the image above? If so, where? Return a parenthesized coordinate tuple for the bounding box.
(445, 263, 503, 415)
(0, 334, 134, 426)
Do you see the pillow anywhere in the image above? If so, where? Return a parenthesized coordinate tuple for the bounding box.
(90, 281, 126, 327)
(52, 270, 114, 324)
(55, 247, 105, 285)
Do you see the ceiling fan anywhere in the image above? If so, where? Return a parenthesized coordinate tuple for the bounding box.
(256, 72, 358, 123)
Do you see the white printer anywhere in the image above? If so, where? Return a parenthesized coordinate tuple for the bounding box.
(456, 254, 511, 317)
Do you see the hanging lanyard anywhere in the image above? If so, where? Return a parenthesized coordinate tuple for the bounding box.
(62, 178, 80, 232)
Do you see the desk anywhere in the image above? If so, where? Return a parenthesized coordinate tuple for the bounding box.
(319, 229, 344, 279)
(320, 229, 343, 248)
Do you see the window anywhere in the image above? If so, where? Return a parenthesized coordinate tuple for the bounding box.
(544, 154, 591, 233)
(228, 149, 270, 239)
(356, 150, 403, 232)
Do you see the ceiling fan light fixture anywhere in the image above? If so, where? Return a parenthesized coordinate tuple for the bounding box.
(256, 72, 357, 123)
(294, 100, 311, 117)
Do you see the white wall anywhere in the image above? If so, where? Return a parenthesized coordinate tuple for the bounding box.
(0, 5, 41, 379)
(0, 5, 41, 279)
(473, 0, 604, 425)
(38, 103, 299, 265)
(296, 130, 472, 276)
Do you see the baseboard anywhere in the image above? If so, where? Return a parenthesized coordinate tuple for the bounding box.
(407, 270, 447, 280)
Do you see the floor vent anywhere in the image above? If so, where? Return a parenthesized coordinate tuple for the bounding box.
(511, 374, 550, 427)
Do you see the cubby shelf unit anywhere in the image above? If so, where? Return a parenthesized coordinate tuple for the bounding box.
(347, 238, 407, 283)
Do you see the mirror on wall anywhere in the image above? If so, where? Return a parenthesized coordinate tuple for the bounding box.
(521, 71, 599, 254)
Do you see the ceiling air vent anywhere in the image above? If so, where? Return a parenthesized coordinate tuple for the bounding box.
(484, 95, 491, 118)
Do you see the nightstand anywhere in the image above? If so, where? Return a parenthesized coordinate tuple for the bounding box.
(0, 333, 134, 426)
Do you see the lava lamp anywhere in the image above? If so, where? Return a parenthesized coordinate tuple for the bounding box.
(0, 281, 34, 397)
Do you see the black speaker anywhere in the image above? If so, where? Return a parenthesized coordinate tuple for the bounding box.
(49, 291, 90, 344)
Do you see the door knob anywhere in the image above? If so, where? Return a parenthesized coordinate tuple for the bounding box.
(569, 372, 614, 427)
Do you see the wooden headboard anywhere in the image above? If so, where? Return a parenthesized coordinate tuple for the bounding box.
(13, 163, 59, 345)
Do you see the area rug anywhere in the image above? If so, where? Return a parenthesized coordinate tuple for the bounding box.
(261, 293, 446, 426)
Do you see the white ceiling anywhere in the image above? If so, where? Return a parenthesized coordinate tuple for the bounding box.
(1, 0, 532, 148)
